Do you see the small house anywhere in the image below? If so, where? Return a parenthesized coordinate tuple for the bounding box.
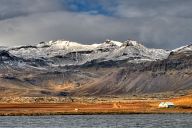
(159, 102, 175, 108)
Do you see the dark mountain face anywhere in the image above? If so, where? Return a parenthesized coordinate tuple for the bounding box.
(0, 50, 16, 61)
(69, 49, 192, 96)
(0, 41, 191, 97)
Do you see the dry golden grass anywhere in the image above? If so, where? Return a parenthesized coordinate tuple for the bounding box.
(0, 102, 154, 115)
(0, 93, 192, 115)
(0, 100, 191, 116)
(172, 95, 192, 105)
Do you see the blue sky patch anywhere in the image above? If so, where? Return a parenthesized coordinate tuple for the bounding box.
(62, 0, 116, 16)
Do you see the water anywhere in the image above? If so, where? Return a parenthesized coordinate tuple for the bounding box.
(0, 114, 191, 128)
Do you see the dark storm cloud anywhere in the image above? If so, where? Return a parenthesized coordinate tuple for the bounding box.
(0, 0, 192, 49)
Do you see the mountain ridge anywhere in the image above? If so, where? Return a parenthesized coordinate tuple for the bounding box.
(0, 39, 192, 97)
(7, 39, 170, 67)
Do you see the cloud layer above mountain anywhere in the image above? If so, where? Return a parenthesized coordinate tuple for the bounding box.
(0, 0, 192, 49)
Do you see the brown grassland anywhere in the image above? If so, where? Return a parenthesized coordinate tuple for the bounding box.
(0, 94, 192, 116)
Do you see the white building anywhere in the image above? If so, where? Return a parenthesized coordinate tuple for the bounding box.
(159, 102, 175, 108)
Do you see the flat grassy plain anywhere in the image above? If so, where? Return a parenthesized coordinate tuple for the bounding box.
(0, 94, 191, 116)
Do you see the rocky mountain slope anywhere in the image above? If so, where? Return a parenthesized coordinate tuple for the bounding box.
(0, 40, 191, 97)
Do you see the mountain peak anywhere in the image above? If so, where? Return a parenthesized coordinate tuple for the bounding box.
(123, 40, 142, 47)
(104, 40, 123, 47)
(37, 40, 101, 51)
(37, 40, 77, 48)
(172, 43, 192, 53)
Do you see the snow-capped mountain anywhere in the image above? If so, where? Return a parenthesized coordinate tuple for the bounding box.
(0, 39, 192, 97)
(8, 40, 170, 66)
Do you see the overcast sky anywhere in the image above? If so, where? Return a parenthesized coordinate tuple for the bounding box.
(0, 0, 192, 49)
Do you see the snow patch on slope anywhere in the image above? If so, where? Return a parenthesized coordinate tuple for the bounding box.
(8, 40, 170, 66)
(172, 44, 192, 53)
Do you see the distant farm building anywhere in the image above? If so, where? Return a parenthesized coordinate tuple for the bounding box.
(159, 102, 175, 108)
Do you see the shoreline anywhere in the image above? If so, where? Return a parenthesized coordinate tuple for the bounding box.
(1, 111, 192, 116)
